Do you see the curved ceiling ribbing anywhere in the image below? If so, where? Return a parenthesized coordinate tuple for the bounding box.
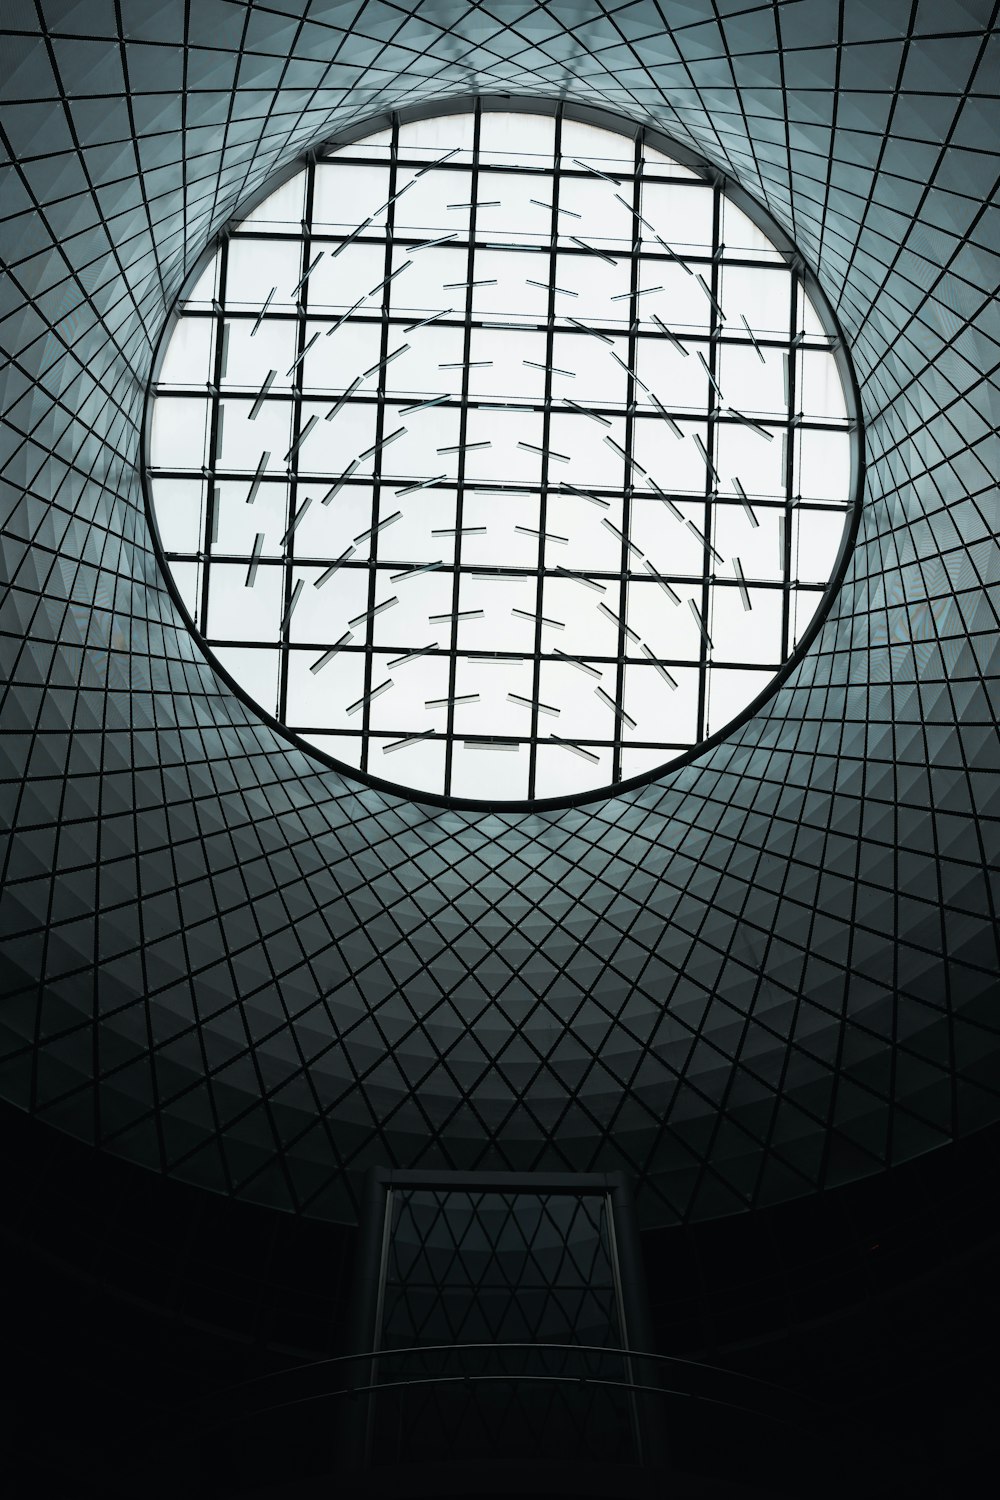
(0, 1, 997, 1226)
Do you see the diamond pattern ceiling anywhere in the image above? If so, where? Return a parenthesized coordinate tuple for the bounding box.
(0, 1, 997, 1227)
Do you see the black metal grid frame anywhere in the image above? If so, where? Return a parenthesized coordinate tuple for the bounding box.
(143, 94, 863, 810)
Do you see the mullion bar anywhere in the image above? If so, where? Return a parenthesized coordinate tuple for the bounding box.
(526, 106, 562, 801)
(611, 134, 644, 786)
(277, 164, 316, 724)
(283, 724, 699, 749)
(179, 301, 808, 339)
(316, 150, 696, 179)
(154, 381, 843, 436)
(229, 223, 749, 267)
(154, 463, 848, 509)
(694, 182, 723, 745)
(199, 236, 229, 638)
(183, 553, 816, 594)
(202, 639, 783, 671)
(442, 102, 482, 798)
(782, 266, 800, 659)
(359, 118, 400, 772)
(156, 382, 841, 428)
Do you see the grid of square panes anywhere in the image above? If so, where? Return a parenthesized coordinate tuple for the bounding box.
(147, 106, 855, 801)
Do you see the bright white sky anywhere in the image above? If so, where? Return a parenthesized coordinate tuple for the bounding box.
(149, 111, 854, 802)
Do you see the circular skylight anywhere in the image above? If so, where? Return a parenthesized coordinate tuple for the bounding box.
(147, 105, 858, 804)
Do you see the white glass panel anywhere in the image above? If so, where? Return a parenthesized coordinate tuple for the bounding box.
(628, 496, 705, 576)
(312, 161, 391, 234)
(308, 242, 388, 312)
(704, 666, 774, 735)
(544, 492, 624, 570)
(642, 143, 697, 178)
(236, 174, 305, 235)
(450, 741, 528, 799)
(719, 265, 791, 336)
(169, 560, 202, 627)
(386, 324, 466, 398)
(626, 580, 703, 662)
(715, 421, 786, 499)
(390, 243, 468, 314)
(551, 331, 627, 404)
(471, 249, 551, 319)
(385, 488, 457, 563)
(542, 575, 620, 656)
(217, 397, 291, 472)
(709, 583, 784, 665)
(640, 182, 714, 254)
(464, 408, 543, 484)
(292, 485, 373, 560)
(557, 175, 633, 246)
(639, 261, 711, 332)
(623, 663, 699, 741)
(534, 742, 612, 797)
(798, 349, 848, 421)
(212, 479, 288, 558)
(457, 572, 537, 652)
(158, 315, 215, 386)
(299, 731, 363, 768)
(797, 284, 828, 340)
(369, 655, 451, 731)
(454, 655, 536, 732)
(206, 560, 283, 641)
(181, 252, 219, 310)
(213, 647, 281, 715)
(460, 492, 541, 568)
(222, 316, 296, 391)
(796, 428, 851, 501)
(381, 404, 462, 481)
(287, 649, 365, 729)
(150, 396, 210, 470)
(303, 318, 382, 390)
(792, 507, 848, 583)
(393, 163, 467, 237)
(716, 341, 787, 418)
(550, 412, 627, 489)
(633, 418, 708, 494)
(713, 501, 785, 584)
(288, 564, 368, 642)
(720, 199, 783, 262)
(467, 328, 546, 401)
(297, 399, 376, 475)
(479, 111, 555, 166)
(150, 478, 205, 554)
(554, 251, 631, 322)
(397, 114, 476, 154)
(791, 589, 823, 649)
(370, 733, 446, 792)
(226, 238, 301, 308)
(373, 569, 454, 647)
(291, 564, 370, 643)
(476, 172, 554, 247)
(636, 332, 707, 413)
(538, 659, 614, 738)
(621, 746, 674, 778)
(561, 118, 634, 168)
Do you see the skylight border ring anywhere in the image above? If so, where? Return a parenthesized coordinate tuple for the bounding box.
(141, 94, 865, 813)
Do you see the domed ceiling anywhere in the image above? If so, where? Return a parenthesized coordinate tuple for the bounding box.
(0, 0, 997, 1226)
